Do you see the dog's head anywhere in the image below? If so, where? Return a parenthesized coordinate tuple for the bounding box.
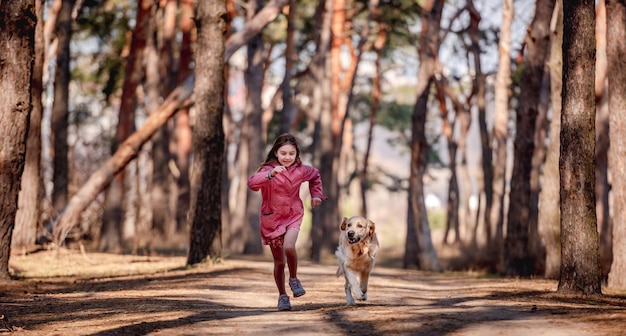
(340, 216, 375, 244)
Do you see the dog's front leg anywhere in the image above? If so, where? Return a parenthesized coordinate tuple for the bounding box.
(344, 268, 364, 301)
(357, 271, 369, 301)
(344, 276, 356, 305)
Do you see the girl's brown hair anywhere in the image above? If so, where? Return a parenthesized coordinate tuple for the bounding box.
(257, 133, 302, 171)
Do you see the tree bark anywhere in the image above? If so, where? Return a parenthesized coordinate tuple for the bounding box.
(558, 0, 601, 296)
(0, 0, 36, 279)
(310, 0, 333, 262)
(100, 0, 152, 252)
(403, 0, 442, 272)
(593, 0, 612, 280)
(14, 0, 44, 250)
(241, 0, 265, 255)
(186, 0, 226, 266)
(606, 0, 626, 290)
(174, 0, 194, 234)
(466, 0, 492, 250)
(51, 0, 75, 215)
(538, 0, 563, 279)
(490, 0, 514, 254)
(503, 0, 555, 277)
(360, 27, 386, 218)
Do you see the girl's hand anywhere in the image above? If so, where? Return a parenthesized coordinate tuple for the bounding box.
(311, 197, 322, 208)
(271, 165, 287, 177)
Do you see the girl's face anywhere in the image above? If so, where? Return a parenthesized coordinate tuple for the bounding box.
(275, 144, 297, 167)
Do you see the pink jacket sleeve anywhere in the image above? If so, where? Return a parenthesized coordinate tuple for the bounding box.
(303, 165, 327, 200)
(248, 165, 272, 191)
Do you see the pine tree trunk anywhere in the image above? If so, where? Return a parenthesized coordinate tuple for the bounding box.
(51, 0, 75, 215)
(100, 0, 152, 252)
(558, 0, 601, 296)
(403, 0, 442, 272)
(14, 0, 44, 249)
(186, 0, 226, 266)
(0, 0, 36, 279)
(503, 0, 555, 277)
(310, 0, 333, 262)
(174, 0, 194, 234)
(241, 0, 265, 255)
(606, 0, 626, 290)
(594, 0, 612, 280)
(538, 0, 563, 280)
(490, 0, 514, 255)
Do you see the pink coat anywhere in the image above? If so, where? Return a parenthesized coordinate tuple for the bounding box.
(248, 162, 327, 243)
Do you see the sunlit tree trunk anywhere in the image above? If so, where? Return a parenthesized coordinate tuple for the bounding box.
(100, 0, 152, 252)
(403, 0, 442, 272)
(14, 0, 44, 250)
(187, 0, 226, 265)
(147, 1, 176, 242)
(0, 0, 36, 279)
(606, 0, 626, 290)
(467, 1, 491, 250)
(594, 0, 612, 280)
(434, 77, 460, 245)
(279, 0, 297, 134)
(538, 0, 562, 280)
(558, 0, 601, 296)
(503, 0, 555, 277)
(528, 71, 550, 274)
(175, 0, 195, 234)
(360, 27, 387, 218)
(240, 0, 265, 255)
(491, 0, 514, 254)
(310, 0, 334, 262)
(51, 0, 75, 216)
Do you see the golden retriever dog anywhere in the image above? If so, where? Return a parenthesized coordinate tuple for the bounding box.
(335, 216, 379, 306)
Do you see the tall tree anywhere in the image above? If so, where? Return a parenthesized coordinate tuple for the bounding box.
(310, 0, 334, 262)
(593, 0, 612, 279)
(558, 0, 601, 296)
(175, 0, 195, 233)
(51, 0, 76, 215)
(186, 0, 226, 265)
(0, 0, 36, 279)
(100, 0, 153, 252)
(606, 0, 626, 290)
(538, 0, 563, 279)
(466, 0, 492, 250)
(241, 0, 265, 254)
(502, 0, 555, 276)
(14, 0, 44, 249)
(491, 0, 514, 253)
(403, 0, 442, 272)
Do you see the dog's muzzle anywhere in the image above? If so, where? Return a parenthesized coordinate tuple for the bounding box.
(347, 231, 360, 244)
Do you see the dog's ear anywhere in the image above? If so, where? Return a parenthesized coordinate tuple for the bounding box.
(367, 220, 376, 236)
(340, 217, 348, 231)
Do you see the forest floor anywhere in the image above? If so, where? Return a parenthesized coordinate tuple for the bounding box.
(3, 245, 626, 336)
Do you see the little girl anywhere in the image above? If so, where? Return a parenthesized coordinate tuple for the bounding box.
(248, 133, 326, 311)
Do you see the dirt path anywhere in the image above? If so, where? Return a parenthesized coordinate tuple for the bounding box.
(3, 250, 626, 335)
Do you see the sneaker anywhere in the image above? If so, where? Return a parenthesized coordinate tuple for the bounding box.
(289, 278, 306, 297)
(277, 294, 291, 311)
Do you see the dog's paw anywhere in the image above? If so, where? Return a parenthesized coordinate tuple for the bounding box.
(346, 298, 356, 306)
(358, 292, 368, 301)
